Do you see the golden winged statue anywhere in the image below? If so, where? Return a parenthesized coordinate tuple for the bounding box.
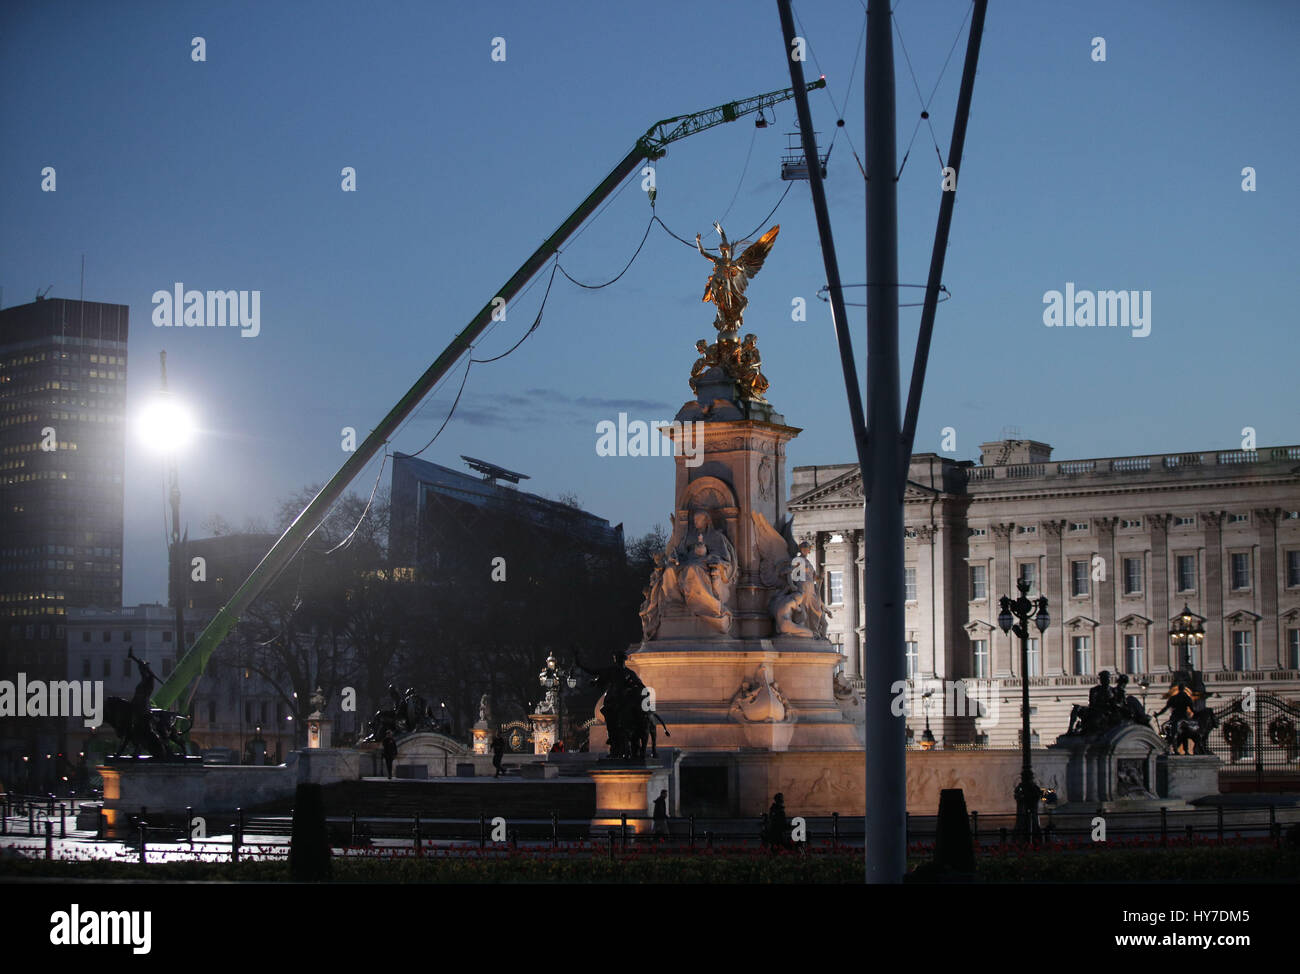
(696, 223, 780, 333)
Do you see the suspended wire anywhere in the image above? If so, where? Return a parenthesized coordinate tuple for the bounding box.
(404, 360, 471, 461)
(655, 182, 794, 252)
(894, 0, 974, 180)
(794, 3, 867, 178)
(719, 123, 759, 225)
(558, 215, 654, 289)
(324, 451, 389, 554)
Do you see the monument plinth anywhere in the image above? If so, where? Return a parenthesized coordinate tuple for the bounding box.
(611, 225, 865, 814)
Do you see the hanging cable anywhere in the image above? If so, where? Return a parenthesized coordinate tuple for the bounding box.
(719, 123, 760, 225)
(324, 451, 389, 554)
(558, 216, 654, 289)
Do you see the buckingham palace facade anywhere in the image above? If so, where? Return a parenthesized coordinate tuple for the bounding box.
(789, 437, 1300, 749)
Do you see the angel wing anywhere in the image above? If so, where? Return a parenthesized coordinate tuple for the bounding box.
(751, 510, 797, 589)
(735, 225, 780, 283)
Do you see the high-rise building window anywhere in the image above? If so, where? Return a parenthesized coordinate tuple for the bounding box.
(970, 565, 988, 600)
(1230, 553, 1251, 591)
(1232, 631, 1253, 671)
(904, 567, 917, 602)
(827, 571, 844, 605)
(972, 639, 989, 678)
(1125, 634, 1145, 673)
(1176, 554, 1197, 593)
(1123, 557, 1143, 595)
(905, 641, 919, 678)
(1073, 636, 1093, 675)
(1071, 560, 1089, 597)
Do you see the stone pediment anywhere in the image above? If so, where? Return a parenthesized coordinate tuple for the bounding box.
(963, 619, 996, 636)
(1117, 613, 1153, 631)
(790, 469, 937, 507)
(1064, 615, 1100, 632)
(1225, 609, 1262, 625)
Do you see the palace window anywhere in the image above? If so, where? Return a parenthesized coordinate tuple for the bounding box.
(1120, 518, 1142, 529)
(81, 657, 90, 678)
(970, 565, 988, 600)
(1068, 522, 1089, 533)
(1070, 560, 1090, 597)
(1230, 553, 1251, 591)
(1286, 550, 1300, 588)
(102, 657, 111, 678)
(1288, 629, 1300, 670)
(1026, 637, 1041, 677)
(905, 641, 919, 678)
(1232, 631, 1253, 671)
(1123, 557, 1143, 595)
(1072, 636, 1093, 675)
(1018, 562, 1038, 595)
(1125, 634, 1145, 674)
(972, 639, 989, 678)
(1176, 554, 1197, 593)
(904, 567, 917, 602)
(1174, 515, 1196, 527)
(1227, 513, 1248, 524)
(827, 571, 844, 605)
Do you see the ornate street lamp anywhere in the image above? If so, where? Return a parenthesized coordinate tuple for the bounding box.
(1169, 604, 1205, 672)
(998, 578, 1050, 842)
(919, 688, 936, 750)
(537, 652, 579, 751)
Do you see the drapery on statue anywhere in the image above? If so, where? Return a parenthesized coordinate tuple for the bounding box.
(752, 512, 830, 637)
(697, 223, 779, 332)
(656, 508, 737, 634)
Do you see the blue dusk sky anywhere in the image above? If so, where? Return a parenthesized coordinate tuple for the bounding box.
(1, 0, 1296, 606)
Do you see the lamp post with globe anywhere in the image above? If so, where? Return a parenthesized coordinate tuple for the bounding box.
(998, 578, 1050, 842)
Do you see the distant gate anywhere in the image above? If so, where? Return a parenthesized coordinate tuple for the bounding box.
(1206, 692, 1300, 790)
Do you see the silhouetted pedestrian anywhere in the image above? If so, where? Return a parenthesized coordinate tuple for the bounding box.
(382, 731, 397, 779)
(491, 734, 505, 777)
(653, 788, 669, 840)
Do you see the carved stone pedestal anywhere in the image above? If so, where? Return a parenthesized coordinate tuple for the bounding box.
(530, 714, 557, 755)
(589, 763, 672, 834)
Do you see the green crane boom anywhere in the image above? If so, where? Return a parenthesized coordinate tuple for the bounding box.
(150, 76, 826, 711)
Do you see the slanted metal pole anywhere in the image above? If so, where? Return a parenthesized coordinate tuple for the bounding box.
(898, 0, 987, 485)
(863, 0, 906, 885)
(776, 0, 867, 481)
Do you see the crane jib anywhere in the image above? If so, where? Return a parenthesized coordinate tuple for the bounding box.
(150, 77, 826, 711)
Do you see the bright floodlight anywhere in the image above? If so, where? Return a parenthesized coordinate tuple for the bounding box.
(138, 396, 196, 453)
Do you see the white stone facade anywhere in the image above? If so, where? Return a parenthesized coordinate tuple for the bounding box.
(789, 440, 1300, 749)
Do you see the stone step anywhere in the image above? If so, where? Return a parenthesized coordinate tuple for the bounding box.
(250, 777, 596, 821)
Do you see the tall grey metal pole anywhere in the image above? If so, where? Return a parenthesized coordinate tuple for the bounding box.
(863, 0, 906, 884)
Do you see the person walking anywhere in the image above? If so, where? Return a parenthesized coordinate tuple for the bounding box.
(652, 788, 670, 841)
(491, 734, 506, 777)
(382, 731, 397, 779)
